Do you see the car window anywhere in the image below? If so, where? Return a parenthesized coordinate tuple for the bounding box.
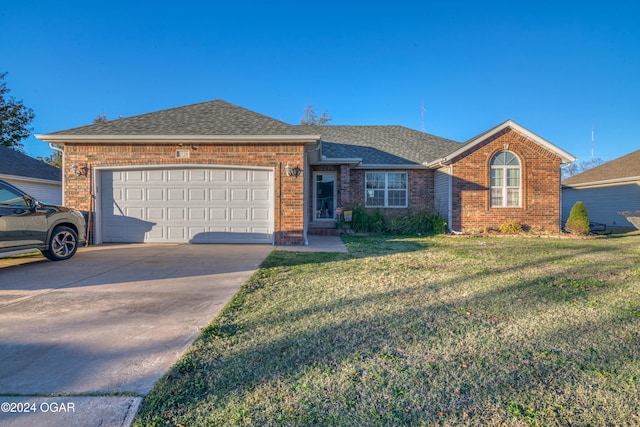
(0, 186, 28, 207)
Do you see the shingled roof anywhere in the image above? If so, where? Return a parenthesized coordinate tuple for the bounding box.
(562, 149, 640, 187)
(0, 145, 61, 182)
(44, 99, 304, 136)
(301, 125, 462, 165)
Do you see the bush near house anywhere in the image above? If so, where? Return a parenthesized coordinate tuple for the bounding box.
(565, 201, 590, 235)
(499, 221, 524, 234)
(349, 205, 446, 235)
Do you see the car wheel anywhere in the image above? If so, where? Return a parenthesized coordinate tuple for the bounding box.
(43, 226, 79, 261)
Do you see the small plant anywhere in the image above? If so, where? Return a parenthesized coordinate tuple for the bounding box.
(565, 201, 590, 235)
(499, 221, 523, 234)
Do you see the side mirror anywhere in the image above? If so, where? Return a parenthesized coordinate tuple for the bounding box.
(25, 196, 38, 209)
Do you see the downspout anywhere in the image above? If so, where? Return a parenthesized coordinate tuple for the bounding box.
(49, 143, 65, 203)
(447, 164, 462, 234)
(559, 162, 573, 231)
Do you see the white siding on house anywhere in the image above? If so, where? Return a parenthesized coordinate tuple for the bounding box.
(2, 177, 62, 205)
(434, 167, 450, 220)
(562, 181, 640, 228)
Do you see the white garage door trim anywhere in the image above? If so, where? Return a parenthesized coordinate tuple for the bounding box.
(95, 165, 274, 244)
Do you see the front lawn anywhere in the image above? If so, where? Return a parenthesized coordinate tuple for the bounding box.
(134, 234, 640, 426)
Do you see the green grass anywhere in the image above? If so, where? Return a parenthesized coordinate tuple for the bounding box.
(134, 233, 640, 426)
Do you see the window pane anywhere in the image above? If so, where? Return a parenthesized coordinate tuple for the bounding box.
(388, 189, 407, 207)
(507, 188, 520, 207)
(388, 173, 407, 189)
(507, 168, 520, 186)
(366, 189, 385, 207)
(366, 172, 385, 189)
(0, 187, 27, 207)
(491, 168, 503, 186)
(491, 188, 503, 207)
(505, 152, 519, 165)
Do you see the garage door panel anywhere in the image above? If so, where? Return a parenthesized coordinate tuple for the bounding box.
(210, 208, 227, 220)
(147, 207, 164, 220)
(253, 208, 270, 221)
(101, 167, 273, 244)
(230, 189, 248, 201)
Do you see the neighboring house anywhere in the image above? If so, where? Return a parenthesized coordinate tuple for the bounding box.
(0, 145, 62, 204)
(35, 100, 576, 245)
(562, 149, 640, 229)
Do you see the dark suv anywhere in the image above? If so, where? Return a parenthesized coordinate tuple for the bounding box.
(0, 179, 86, 261)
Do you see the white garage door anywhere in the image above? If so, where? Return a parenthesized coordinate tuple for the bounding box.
(100, 167, 274, 244)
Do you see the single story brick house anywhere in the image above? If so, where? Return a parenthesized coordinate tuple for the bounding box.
(562, 149, 640, 229)
(36, 100, 576, 245)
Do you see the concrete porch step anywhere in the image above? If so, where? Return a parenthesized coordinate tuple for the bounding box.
(308, 221, 343, 236)
(307, 227, 343, 236)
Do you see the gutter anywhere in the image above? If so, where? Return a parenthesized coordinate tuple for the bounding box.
(36, 134, 322, 144)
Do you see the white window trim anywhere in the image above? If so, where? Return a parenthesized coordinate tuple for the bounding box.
(365, 172, 408, 208)
(490, 152, 522, 208)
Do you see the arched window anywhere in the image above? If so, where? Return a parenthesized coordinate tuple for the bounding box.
(490, 151, 521, 207)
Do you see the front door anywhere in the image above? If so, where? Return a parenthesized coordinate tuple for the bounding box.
(313, 172, 336, 221)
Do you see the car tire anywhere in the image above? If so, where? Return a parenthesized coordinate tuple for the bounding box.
(42, 226, 79, 261)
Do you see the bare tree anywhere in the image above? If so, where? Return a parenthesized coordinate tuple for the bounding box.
(562, 157, 604, 179)
(300, 105, 331, 125)
(93, 113, 109, 123)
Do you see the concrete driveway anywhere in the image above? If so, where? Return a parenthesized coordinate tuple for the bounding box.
(0, 243, 273, 427)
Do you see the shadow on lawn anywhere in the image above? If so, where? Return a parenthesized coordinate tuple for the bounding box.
(136, 235, 640, 425)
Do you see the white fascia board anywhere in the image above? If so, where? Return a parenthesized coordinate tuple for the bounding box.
(0, 173, 62, 185)
(562, 176, 640, 189)
(35, 134, 322, 144)
(355, 164, 427, 170)
(424, 120, 577, 167)
(314, 157, 362, 167)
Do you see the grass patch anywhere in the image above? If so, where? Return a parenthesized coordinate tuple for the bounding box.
(134, 235, 640, 426)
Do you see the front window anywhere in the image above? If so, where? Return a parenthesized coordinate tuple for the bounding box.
(365, 172, 407, 207)
(490, 151, 521, 207)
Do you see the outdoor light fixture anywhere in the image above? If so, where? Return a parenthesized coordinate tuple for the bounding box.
(285, 163, 302, 178)
(72, 164, 89, 177)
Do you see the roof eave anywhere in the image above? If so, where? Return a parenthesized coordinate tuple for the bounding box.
(0, 173, 62, 185)
(35, 134, 322, 144)
(562, 176, 640, 188)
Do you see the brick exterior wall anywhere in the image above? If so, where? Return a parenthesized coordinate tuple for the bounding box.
(63, 142, 306, 245)
(449, 128, 562, 232)
(307, 167, 436, 221)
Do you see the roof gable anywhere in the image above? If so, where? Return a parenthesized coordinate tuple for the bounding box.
(0, 146, 61, 182)
(425, 120, 577, 167)
(562, 149, 640, 187)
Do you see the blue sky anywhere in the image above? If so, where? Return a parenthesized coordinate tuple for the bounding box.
(2, 1, 639, 164)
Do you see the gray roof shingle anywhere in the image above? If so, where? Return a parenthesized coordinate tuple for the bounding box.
(300, 125, 462, 165)
(47, 99, 304, 136)
(563, 149, 640, 186)
(0, 146, 62, 181)
(43, 99, 463, 166)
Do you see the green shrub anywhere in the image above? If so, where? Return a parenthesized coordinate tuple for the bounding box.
(350, 205, 387, 233)
(349, 206, 446, 235)
(565, 201, 590, 235)
(395, 210, 447, 235)
(499, 221, 523, 234)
